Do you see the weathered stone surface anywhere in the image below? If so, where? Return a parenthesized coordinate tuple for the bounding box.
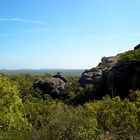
(105, 60, 140, 98)
(52, 72, 68, 83)
(33, 73, 68, 98)
(79, 56, 118, 98)
(79, 68, 103, 95)
(98, 56, 118, 69)
(79, 52, 140, 99)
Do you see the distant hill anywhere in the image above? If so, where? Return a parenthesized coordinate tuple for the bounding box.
(0, 69, 84, 76)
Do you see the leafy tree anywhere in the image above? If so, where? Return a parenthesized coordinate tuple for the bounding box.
(0, 75, 31, 138)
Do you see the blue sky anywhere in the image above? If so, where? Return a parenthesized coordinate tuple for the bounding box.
(0, 0, 140, 69)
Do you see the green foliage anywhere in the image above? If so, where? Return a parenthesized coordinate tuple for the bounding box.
(9, 74, 35, 101)
(129, 90, 140, 103)
(60, 77, 94, 105)
(24, 100, 92, 140)
(118, 49, 140, 64)
(0, 75, 31, 138)
(85, 95, 140, 139)
(0, 73, 140, 139)
(73, 84, 94, 105)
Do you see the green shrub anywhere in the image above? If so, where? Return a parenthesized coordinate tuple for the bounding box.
(118, 49, 140, 64)
(24, 100, 93, 140)
(0, 73, 140, 139)
(84, 94, 140, 139)
(0, 75, 31, 138)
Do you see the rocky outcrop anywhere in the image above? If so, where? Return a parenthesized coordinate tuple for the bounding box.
(134, 44, 140, 50)
(79, 68, 103, 95)
(79, 56, 118, 98)
(105, 60, 140, 98)
(33, 73, 68, 98)
(79, 46, 140, 99)
(98, 56, 118, 69)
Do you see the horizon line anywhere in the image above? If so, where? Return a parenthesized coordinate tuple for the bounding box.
(0, 68, 84, 70)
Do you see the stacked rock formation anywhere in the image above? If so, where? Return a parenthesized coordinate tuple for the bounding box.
(79, 45, 140, 99)
(33, 73, 68, 98)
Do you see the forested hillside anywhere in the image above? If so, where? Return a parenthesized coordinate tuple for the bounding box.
(0, 47, 140, 139)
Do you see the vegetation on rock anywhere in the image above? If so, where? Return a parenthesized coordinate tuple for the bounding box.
(117, 48, 140, 64)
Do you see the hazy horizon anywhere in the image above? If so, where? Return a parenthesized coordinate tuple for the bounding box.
(0, 68, 84, 76)
(0, 0, 140, 69)
(0, 68, 84, 70)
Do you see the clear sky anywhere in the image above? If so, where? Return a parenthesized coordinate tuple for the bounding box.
(0, 0, 140, 69)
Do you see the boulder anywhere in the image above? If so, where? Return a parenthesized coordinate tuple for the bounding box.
(33, 73, 68, 98)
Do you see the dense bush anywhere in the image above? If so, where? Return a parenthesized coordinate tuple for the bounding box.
(0, 75, 31, 138)
(85, 94, 140, 139)
(0, 74, 139, 139)
(118, 49, 140, 64)
(24, 100, 93, 140)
